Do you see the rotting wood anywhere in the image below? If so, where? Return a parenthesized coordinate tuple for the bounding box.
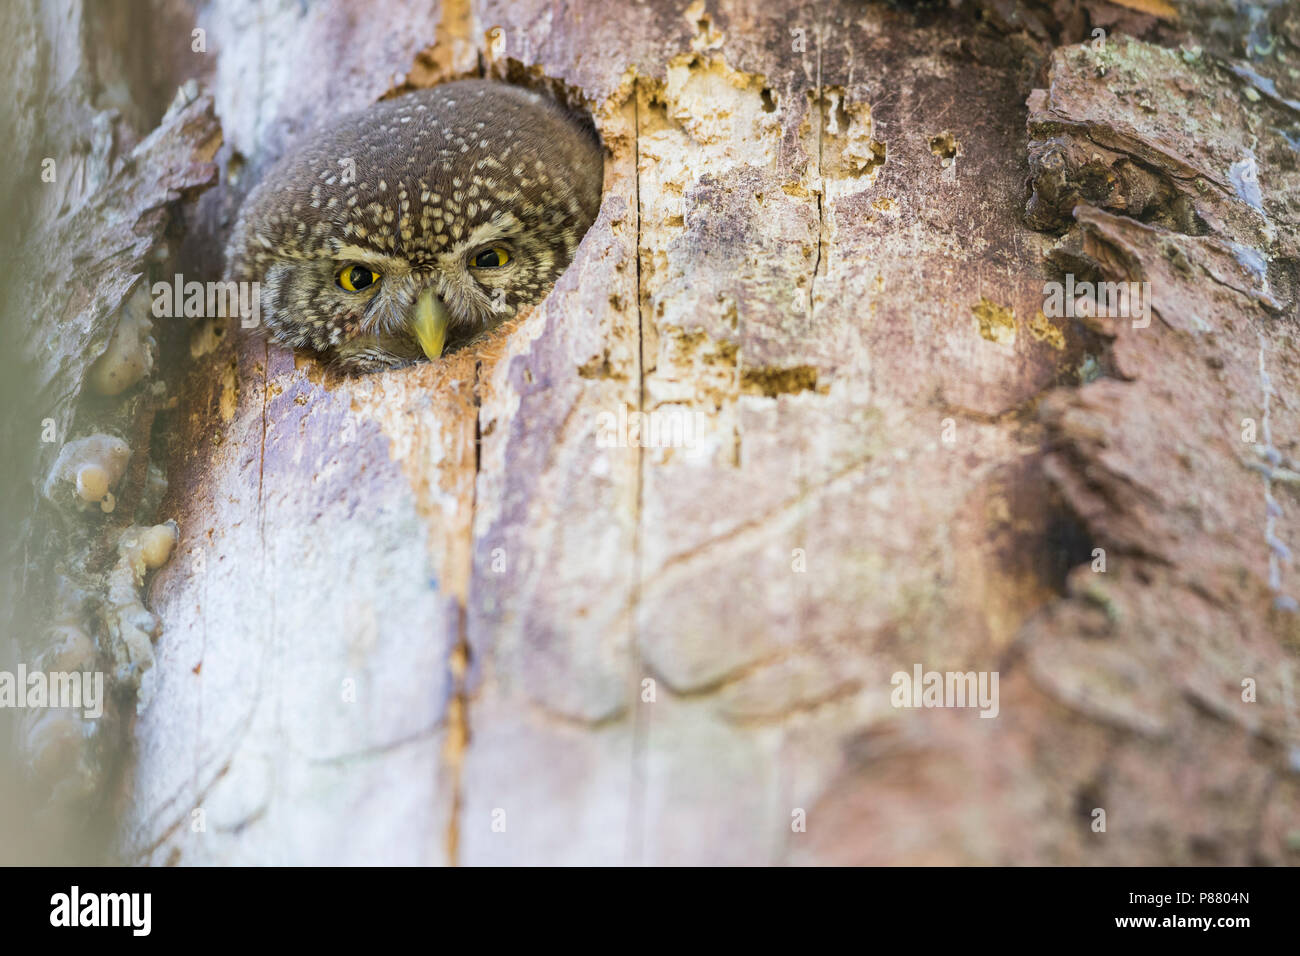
(3, 0, 1298, 866)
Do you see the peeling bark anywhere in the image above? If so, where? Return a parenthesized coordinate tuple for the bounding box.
(4, 0, 1299, 865)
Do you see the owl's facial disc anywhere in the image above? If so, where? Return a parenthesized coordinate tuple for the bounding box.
(227, 80, 606, 372)
(330, 230, 521, 361)
(331, 249, 449, 359)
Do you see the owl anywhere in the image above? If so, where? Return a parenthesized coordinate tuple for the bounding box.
(226, 79, 603, 371)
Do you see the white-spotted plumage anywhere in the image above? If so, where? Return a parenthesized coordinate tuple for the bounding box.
(226, 79, 603, 371)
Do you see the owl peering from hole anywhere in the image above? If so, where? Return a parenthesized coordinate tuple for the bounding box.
(226, 79, 603, 371)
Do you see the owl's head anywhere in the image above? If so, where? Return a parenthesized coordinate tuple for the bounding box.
(226, 80, 603, 371)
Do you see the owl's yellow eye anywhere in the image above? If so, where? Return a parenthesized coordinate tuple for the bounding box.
(337, 265, 380, 292)
(472, 247, 511, 268)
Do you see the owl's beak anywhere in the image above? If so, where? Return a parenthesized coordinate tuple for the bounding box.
(410, 287, 450, 360)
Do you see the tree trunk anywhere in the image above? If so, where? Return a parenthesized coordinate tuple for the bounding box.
(4, 0, 1299, 865)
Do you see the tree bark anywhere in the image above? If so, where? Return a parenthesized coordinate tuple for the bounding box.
(4, 0, 1299, 865)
